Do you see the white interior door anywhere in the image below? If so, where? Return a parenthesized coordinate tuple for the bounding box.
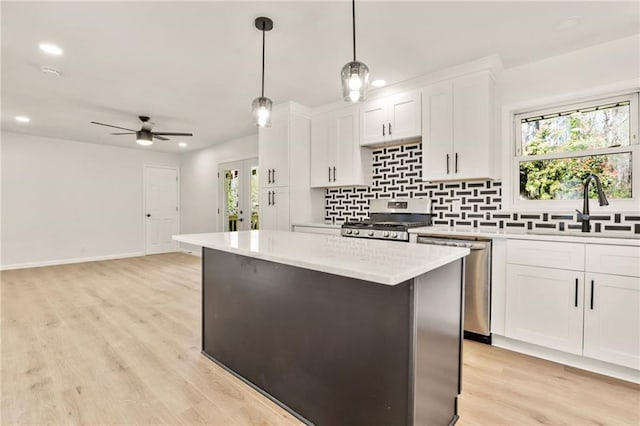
(145, 166, 179, 254)
(219, 158, 259, 231)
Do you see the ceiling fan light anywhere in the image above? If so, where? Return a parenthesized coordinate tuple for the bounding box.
(252, 96, 272, 128)
(136, 130, 153, 146)
(342, 61, 369, 103)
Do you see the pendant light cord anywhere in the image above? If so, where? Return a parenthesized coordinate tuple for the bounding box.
(352, 0, 356, 61)
(261, 23, 266, 98)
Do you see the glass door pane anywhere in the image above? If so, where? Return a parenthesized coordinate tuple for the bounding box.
(221, 165, 241, 231)
(219, 158, 259, 232)
(250, 166, 259, 229)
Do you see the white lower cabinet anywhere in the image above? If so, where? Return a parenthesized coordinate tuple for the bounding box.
(260, 187, 290, 231)
(502, 239, 640, 374)
(506, 264, 584, 355)
(583, 272, 640, 370)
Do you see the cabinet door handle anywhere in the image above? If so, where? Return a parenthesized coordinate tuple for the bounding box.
(446, 154, 450, 174)
(590, 280, 594, 310)
(267, 191, 271, 206)
(333, 167, 336, 182)
(382, 123, 386, 136)
(455, 153, 459, 174)
(389, 122, 392, 135)
(328, 166, 331, 182)
(574, 278, 579, 307)
(271, 169, 275, 184)
(267, 169, 272, 184)
(272, 191, 275, 206)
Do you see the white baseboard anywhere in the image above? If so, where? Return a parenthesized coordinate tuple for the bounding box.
(492, 335, 640, 384)
(0, 252, 145, 271)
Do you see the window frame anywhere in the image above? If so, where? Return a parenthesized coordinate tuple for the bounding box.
(512, 92, 639, 211)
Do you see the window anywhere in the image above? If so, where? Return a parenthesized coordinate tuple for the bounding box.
(514, 93, 638, 208)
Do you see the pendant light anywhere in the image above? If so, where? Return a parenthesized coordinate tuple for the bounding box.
(252, 17, 274, 127)
(341, 0, 369, 103)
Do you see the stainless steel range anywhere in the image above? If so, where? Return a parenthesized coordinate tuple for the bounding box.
(341, 199, 433, 242)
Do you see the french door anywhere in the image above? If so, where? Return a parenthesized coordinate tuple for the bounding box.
(218, 158, 259, 231)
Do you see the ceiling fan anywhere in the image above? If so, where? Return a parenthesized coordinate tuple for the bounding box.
(90, 116, 193, 146)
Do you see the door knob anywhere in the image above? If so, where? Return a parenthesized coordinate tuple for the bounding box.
(146, 214, 151, 217)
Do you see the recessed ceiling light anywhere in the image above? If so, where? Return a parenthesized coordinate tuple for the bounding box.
(39, 43, 63, 56)
(178, 142, 188, 148)
(371, 79, 387, 88)
(40, 65, 63, 77)
(15, 116, 30, 123)
(553, 17, 580, 32)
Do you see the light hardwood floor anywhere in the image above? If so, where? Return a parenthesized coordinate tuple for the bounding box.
(1, 253, 638, 425)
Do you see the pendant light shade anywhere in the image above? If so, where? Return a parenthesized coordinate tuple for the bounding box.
(341, 61, 369, 103)
(252, 96, 273, 127)
(252, 17, 273, 127)
(341, 0, 369, 103)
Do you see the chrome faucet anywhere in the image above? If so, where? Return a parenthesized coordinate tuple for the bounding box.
(575, 174, 609, 232)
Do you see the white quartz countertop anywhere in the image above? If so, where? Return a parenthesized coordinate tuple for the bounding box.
(409, 226, 640, 246)
(173, 230, 469, 285)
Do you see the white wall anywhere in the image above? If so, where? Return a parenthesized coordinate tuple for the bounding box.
(179, 134, 258, 251)
(1, 132, 180, 268)
(501, 34, 639, 105)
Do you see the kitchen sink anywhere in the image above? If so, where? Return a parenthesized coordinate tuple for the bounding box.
(525, 229, 640, 240)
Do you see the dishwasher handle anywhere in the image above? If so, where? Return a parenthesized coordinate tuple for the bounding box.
(417, 237, 488, 251)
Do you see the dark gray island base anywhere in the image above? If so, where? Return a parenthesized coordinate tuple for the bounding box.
(202, 247, 464, 426)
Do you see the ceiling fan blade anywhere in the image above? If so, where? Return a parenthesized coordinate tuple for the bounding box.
(90, 121, 137, 132)
(153, 135, 170, 141)
(151, 132, 193, 137)
(110, 132, 136, 135)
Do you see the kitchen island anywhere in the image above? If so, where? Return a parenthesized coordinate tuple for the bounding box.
(173, 230, 469, 426)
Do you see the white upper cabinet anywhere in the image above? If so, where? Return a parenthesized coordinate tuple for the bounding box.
(360, 100, 388, 146)
(387, 91, 422, 141)
(311, 105, 371, 188)
(422, 82, 454, 181)
(259, 108, 289, 188)
(421, 71, 496, 181)
(359, 90, 421, 147)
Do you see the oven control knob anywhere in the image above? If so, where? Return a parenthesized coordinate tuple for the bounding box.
(383, 231, 390, 237)
(354, 230, 360, 235)
(391, 232, 398, 238)
(345, 229, 352, 235)
(368, 231, 374, 237)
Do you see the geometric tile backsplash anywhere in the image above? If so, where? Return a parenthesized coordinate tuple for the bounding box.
(325, 141, 640, 235)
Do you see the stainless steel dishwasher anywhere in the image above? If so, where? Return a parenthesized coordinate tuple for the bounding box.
(417, 235, 492, 343)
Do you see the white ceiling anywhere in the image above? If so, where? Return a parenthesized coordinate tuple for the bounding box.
(2, 1, 638, 153)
